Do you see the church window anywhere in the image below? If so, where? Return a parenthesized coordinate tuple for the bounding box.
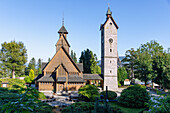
(110, 61, 111, 63)
(110, 22, 112, 25)
(110, 70, 112, 73)
(110, 49, 112, 52)
(109, 38, 113, 43)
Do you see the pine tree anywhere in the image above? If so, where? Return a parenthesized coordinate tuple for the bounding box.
(79, 49, 101, 74)
(48, 58, 50, 62)
(26, 57, 36, 76)
(0, 41, 27, 78)
(37, 58, 42, 75)
(73, 52, 77, 63)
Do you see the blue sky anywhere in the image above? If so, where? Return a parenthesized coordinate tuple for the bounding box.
(0, 0, 170, 63)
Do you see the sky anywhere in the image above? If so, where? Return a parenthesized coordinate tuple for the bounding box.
(0, 0, 170, 63)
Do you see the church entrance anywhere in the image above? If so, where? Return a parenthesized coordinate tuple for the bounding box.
(57, 83, 65, 92)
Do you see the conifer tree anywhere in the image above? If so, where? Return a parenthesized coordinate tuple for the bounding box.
(0, 41, 27, 78)
(37, 58, 42, 75)
(79, 49, 101, 74)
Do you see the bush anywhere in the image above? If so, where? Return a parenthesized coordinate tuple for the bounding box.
(78, 85, 100, 102)
(147, 95, 170, 113)
(24, 76, 32, 83)
(100, 91, 117, 100)
(118, 84, 150, 108)
(38, 92, 47, 100)
(62, 102, 94, 113)
(118, 82, 121, 87)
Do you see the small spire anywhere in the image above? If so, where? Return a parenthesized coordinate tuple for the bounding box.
(62, 12, 64, 26)
(106, 7, 112, 15)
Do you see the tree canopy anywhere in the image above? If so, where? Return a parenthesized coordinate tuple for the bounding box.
(79, 49, 101, 74)
(118, 67, 128, 85)
(0, 41, 27, 78)
(123, 40, 169, 89)
(70, 50, 77, 63)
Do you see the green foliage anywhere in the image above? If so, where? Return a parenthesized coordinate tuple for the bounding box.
(0, 87, 51, 113)
(62, 102, 123, 113)
(62, 102, 94, 113)
(135, 50, 152, 86)
(79, 49, 101, 74)
(78, 85, 100, 102)
(118, 67, 128, 85)
(152, 52, 170, 89)
(24, 76, 32, 83)
(100, 91, 117, 100)
(147, 95, 170, 113)
(109, 102, 146, 113)
(118, 84, 150, 108)
(70, 50, 77, 63)
(122, 48, 137, 80)
(29, 69, 35, 81)
(37, 58, 42, 75)
(118, 82, 121, 87)
(0, 41, 27, 78)
(1, 78, 26, 91)
(135, 40, 164, 86)
(38, 92, 47, 100)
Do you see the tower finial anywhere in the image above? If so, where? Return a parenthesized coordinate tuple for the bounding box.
(106, 4, 112, 17)
(62, 12, 64, 26)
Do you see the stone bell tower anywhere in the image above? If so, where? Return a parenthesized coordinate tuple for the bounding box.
(100, 7, 118, 91)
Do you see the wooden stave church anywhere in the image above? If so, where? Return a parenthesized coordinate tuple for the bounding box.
(35, 24, 103, 92)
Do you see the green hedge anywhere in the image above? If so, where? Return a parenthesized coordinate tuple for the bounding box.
(62, 102, 123, 113)
(100, 91, 117, 100)
(78, 85, 100, 102)
(118, 84, 150, 108)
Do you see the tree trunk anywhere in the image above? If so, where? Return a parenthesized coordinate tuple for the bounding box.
(145, 74, 147, 86)
(152, 80, 154, 89)
(12, 69, 15, 79)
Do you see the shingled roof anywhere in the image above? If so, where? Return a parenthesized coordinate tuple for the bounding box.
(37, 74, 55, 82)
(57, 77, 66, 82)
(68, 75, 84, 82)
(76, 63, 83, 72)
(83, 74, 103, 80)
(58, 25, 68, 34)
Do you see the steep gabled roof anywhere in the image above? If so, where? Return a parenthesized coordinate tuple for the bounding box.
(58, 25, 68, 34)
(76, 63, 83, 72)
(62, 34, 70, 47)
(55, 34, 70, 47)
(61, 46, 81, 72)
(100, 16, 119, 30)
(43, 46, 81, 72)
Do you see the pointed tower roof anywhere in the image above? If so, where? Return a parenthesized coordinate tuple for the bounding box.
(106, 7, 112, 15)
(58, 25, 68, 34)
(100, 7, 119, 30)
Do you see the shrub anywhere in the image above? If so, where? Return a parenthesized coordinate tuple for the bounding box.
(62, 102, 94, 113)
(118, 84, 150, 108)
(100, 91, 117, 100)
(62, 102, 123, 113)
(118, 82, 121, 87)
(147, 95, 170, 113)
(38, 92, 47, 100)
(78, 85, 100, 102)
(24, 76, 32, 83)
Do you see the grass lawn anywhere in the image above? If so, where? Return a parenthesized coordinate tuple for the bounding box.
(109, 102, 146, 113)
